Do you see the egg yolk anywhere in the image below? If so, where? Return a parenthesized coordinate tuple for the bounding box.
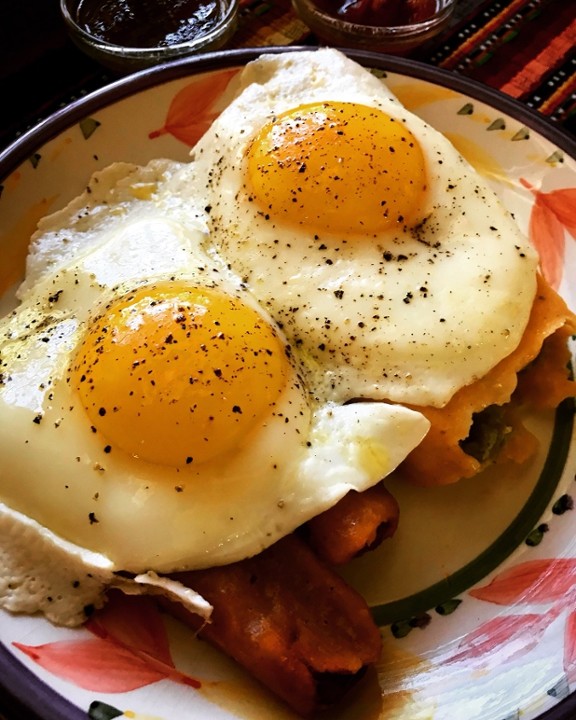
(70, 282, 290, 467)
(246, 101, 427, 235)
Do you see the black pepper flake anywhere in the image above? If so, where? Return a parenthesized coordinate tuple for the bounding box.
(232, 405, 242, 414)
(48, 290, 63, 303)
(103, 445, 112, 454)
(186, 456, 193, 464)
(334, 289, 344, 299)
(88, 512, 99, 525)
(33, 414, 43, 425)
(98, 407, 106, 417)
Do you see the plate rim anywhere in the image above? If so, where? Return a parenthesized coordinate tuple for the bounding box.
(0, 46, 575, 183)
(0, 45, 575, 720)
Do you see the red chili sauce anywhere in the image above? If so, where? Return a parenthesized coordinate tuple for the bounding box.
(312, 0, 438, 27)
(75, 0, 222, 47)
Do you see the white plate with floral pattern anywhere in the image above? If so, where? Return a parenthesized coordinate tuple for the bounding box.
(0, 47, 575, 720)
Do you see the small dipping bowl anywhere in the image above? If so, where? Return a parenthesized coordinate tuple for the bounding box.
(60, 0, 240, 73)
(292, 0, 456, 54)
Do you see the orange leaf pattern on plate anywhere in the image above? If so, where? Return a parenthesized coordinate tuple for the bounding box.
(13, 593, 200, 693)
(149, 69, 239, 147)
(459, 559, 576, 681)
(469, 558, 576, 606)
(87, 591, 174, 666)
(14, 637, 174, 693)
(443, 611, 556, 666)
(565, 610, 576, 681)
(521, 179, 576, 289)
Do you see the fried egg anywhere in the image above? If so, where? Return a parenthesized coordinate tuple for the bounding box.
(0, 156, 429, 586)
(188, 49, 539, 409)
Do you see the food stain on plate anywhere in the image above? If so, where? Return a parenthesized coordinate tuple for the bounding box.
(376, 634, 436, 719)
(443, 131, 513, 185)
(0, 195, 57, 297)
(386, 80, 459, 112)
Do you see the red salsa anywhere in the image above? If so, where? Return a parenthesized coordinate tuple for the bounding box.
(75, 0, 222, 47)
(311, 0, 438, 27)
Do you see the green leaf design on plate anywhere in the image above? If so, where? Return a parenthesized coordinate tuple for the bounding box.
(369, 68, 387, 79)
(435, 598, 462, 616)
(457, 102, 474, 116)
(457, 103, 474, 115)
(525, 522, 549, 546)
(512, 127, 530, 141)
(390, 613, 431, 638)
(547, 674, 570, 700)
(88, 701, 124, 720)
(552, 493, 573, 515)
(390, 619, 413, 638)
(487, 118, 506, 131)
(80, 117, 102, 140)
(546, 150, 564, 165)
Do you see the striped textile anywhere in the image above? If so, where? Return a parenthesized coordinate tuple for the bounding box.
(231, 0, 575, 135)
(417, 0, 576, 132)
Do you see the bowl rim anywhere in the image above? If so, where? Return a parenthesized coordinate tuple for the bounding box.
(0, 45, 575, 720)
(292, 0, 456, 36)
(59, 0, 239, 57)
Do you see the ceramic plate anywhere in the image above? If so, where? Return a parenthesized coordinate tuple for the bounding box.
(0, 47, 575, 720)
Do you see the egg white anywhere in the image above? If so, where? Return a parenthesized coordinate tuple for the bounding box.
(187, 48, 539, 409)
(0, 158, 429, 580)
(0, 502, 213, 627)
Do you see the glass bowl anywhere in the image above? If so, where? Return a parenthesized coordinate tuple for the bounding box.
(60, 0, 240, 73)
(292, 0, 456, 54)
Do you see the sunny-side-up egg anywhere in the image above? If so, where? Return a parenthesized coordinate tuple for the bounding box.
(0, 156, 429, 625)
(187, 48, 540, 410)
